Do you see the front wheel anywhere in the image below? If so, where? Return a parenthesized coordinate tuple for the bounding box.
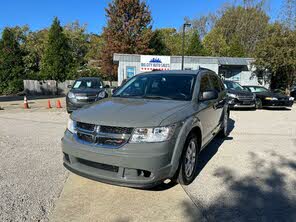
(256, 99, 263, 109)
(177, 133, 200, 185)
(218, 109, 229, 138)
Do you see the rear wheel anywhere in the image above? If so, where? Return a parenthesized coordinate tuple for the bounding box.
(177, 133, 200, 185)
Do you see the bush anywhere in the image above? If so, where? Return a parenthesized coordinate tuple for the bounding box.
(0, 79, 24, 95)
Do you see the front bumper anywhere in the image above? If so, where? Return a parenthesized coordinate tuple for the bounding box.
(66, 98, 97, 112)
(228, 98, 256, 109)
(62, 131, 175, 188)
(262, 100, 293, 108)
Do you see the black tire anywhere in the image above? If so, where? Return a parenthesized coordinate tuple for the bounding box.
(256, 99, 263, 109)
(218, 109, 229, 138)
(177, 133, 200, 185)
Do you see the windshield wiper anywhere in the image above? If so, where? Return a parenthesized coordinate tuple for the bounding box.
(143, 95, 173, 100)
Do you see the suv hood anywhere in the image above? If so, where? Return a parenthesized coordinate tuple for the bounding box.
(71, 97, 190, 127)
(227, 89, 254, 96)
(256, 91, 289, 99)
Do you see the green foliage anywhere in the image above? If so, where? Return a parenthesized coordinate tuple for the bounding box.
(101, 0, 153, 79)
(149, 29, 170, 55)
(86, 34, 104, 61)
(202, 5, 269, 57)
(0, 28, 25, 94)
(186, 31, 204, 56)
(157, 28, 183, 55)
(64, 21, 89, 69)
(40, 17, 74, 82)
(254, 23, 296, 90)
(23, 29, 48, 79)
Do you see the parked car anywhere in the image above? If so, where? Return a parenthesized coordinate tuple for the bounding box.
(290, 85, 296, 100)
(66, 77, 109, 113)
(243, 85, 294, 109)
(224, 80, 256, 109)
(62, 69, 229, 188)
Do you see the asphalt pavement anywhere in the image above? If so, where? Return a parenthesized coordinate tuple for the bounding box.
(0, 103, 295, 221)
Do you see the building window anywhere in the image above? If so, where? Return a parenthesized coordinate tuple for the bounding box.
(126, 66, 136, 79)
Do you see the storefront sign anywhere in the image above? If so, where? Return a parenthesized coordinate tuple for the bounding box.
(140, 55, 170, 71)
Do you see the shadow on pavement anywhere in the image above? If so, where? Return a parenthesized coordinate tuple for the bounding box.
(182, 151, 296, 222)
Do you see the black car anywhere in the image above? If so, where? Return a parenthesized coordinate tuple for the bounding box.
(243, 85, 294, 109)
(290, 85, 296, 99)
(66, 77, 109, 113)
(224, 80, 256, 109)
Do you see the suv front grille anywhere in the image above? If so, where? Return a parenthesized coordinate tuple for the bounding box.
(100, 125, 133, 134)
(75, 122, 133, 148)
(76, 122, 95, 131)
(237, 95, 254, 101)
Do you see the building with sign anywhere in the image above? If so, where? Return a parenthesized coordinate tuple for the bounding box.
(113, 53, 269, 87)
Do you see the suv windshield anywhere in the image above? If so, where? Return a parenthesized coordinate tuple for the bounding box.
(224, 81, 244, 91)
(113, 74, 196, 101)
(247, 86, 269, 93)
(72, 79, 102, 89)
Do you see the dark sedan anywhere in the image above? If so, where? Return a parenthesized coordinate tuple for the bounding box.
(66, 77, 109, 113)
(224, 80, 256, 109)
(243, 85, 294, 109)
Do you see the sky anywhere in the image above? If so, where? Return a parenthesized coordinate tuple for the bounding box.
(0, 0, 284, 34)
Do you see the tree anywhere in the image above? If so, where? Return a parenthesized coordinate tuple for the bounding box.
(254, 23, 296, 92)
(280, 0, 296, 30)
(23, 29, 48, 79)
(0, 28, 25, 94)
(101, 0, 153, 80)
(203, 28, 230, 56)
(40, 17, 73, 87)
(149, 29, 170, 55)
(186, 31, 204, 56)
(86, 34, 104, 61)
(64, 21, 89, 73)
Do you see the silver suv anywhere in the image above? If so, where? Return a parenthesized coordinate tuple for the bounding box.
(62, 69, 229, 188)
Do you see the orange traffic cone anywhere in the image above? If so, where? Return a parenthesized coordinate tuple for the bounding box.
(56, 100, 62, 109)
(24, 96, 29, 109)
(47, 100, 52, 109)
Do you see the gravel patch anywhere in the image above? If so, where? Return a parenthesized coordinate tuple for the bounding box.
(0, 111, 68, 221)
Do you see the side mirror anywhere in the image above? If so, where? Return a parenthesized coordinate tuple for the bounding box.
(104, 85, 110, 89)
(67, 85, 72, 89)
(200, 90, 218, 101)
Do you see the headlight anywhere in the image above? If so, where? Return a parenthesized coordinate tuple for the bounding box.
(68, 92, 75, 99)
(265, 97, 278, 101)
(97, 91, 106, 99)
(130, 125, 175, 143)
(252, 94, 256, 99)
(227, 93, 237, 98)
(289, 97, 294, 101)
(67, 118, 76, 133)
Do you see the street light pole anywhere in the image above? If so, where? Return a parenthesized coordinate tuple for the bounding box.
(181, 23, 191, 70)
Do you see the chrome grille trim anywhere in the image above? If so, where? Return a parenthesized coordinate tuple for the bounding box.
(75, 122, 133, 148)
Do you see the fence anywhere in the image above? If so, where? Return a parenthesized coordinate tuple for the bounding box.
(23, 80, 118, 96)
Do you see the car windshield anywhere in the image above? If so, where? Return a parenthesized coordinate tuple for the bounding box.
(247, 86, 269, 93)
(224, 81, 244, 91)
(72, 79, 102, 89)
(113, 74, 196, 101)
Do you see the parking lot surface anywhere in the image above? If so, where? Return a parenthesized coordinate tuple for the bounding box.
(0, 103, 295, 221)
